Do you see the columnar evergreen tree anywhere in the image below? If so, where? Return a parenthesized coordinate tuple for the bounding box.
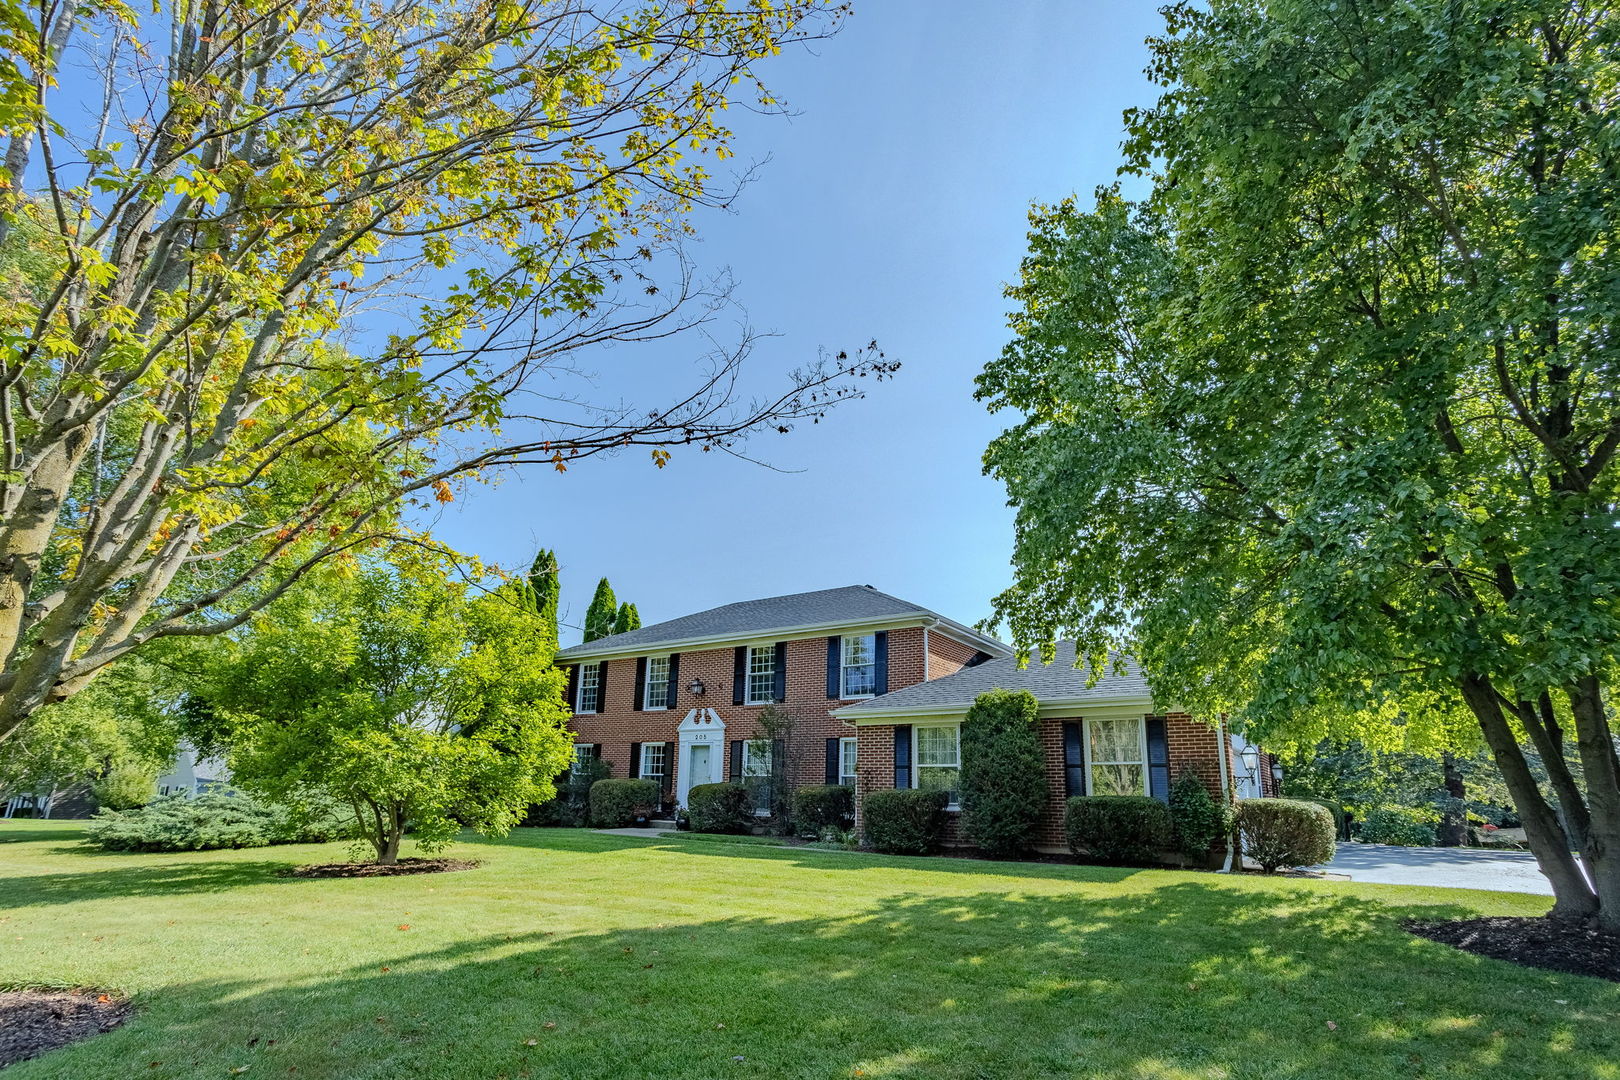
(527, 550, 562, 647)
(614, 603, 642, 635)
(979, 1, 1620, 928)
(957, 690, 1047, 857)
(583, 579, 618, 643)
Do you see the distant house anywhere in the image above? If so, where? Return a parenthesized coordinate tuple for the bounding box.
(1, 744, 229, 820)
(556, 585, 1275, 852)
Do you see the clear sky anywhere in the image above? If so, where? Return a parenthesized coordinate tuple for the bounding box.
(431, 3, 1165, 643)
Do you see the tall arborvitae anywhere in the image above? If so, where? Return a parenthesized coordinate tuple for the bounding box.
(583, 578, 618, 643)
(527, 549, 561, 646)
(613, 602, 641, 635)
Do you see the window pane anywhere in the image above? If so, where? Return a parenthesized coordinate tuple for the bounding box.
(841, 634, 876, 696)
(1089, 763, 1145, 797)
(840, 738, 858, 784)
(916, 765, 959, 804)
(577, 666, 600, 713)
(1088, 717, 1141, 764)
(641, 743, 665, 780)
(645, 656, 669, 709)
(915, 725, 959, 766)
(748, 646, 775, 703)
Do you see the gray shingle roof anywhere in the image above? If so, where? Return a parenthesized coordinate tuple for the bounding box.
(836, 641, 1152, 716)
(556, 585, 1006, 660)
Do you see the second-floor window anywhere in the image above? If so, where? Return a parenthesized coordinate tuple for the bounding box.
(746, 645, 776, 705)
(645, 656, 670, 710)
(576, 663, 600, 714)
(841, 633, 877, 697)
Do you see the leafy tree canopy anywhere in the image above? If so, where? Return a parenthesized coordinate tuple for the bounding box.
(979, 1, 1620, 926)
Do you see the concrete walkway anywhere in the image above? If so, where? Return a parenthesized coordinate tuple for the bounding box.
(1317, 842, 1552, 895)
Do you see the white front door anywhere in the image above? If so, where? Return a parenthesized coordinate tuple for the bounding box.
(676, 708, 726, 808)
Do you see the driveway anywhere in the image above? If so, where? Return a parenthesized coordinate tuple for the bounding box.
(1317, 842, 1552, 895)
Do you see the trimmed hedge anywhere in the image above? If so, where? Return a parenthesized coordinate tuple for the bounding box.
(1064, 795, 1172, 864)
(863, 789, 948, 854)
(589, 778, 658, 828)
(958, 689, 1047, 857)
(792, 785, 853, 834)
(688, 782, 751, 834)
(1299, 797, 1350, 841)
(1236, 798, 1336, 872)
(84, 792, 350, 852)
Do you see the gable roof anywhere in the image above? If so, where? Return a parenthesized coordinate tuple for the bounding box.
(555, 585, 1009, 661)
(834, 640, 1153, 719)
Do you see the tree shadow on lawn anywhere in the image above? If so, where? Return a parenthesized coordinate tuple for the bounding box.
(25, 883, 1618, 1080)
(0, 858, 303, 909)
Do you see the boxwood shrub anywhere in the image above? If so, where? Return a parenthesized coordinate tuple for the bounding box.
(589, 778, 659, 828)
(862, 789, 947, 854)
(688, 782, 751, 834)
(1236, 798, 1336, 871)
(1064, 795, 1172, 864)
(84, 792, 350, 852)
(792, 784, 853, 834)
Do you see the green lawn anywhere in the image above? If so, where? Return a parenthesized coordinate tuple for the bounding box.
(1, 822, 1615, 1079)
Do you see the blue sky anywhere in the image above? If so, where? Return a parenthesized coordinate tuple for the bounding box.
(433, 3, 1165, 643)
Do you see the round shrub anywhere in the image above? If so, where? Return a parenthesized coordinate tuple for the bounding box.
(84, 791, 350, 852)
(958, 689, 1048, 857)
(1357, 806, 1437, 847)
(1298, 797, 1349, 840)
(1168, 769, 1231, 866)
(1236, 798, 1336, 872)
(1064, 795, 1172, 864)
(792, 785, 854, 834)
(589, 778, 659, 828)
(862, 789, 948, 854)
(687, 782, 751, 834)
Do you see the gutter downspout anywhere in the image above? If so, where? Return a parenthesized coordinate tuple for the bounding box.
(1217, 716, 1237, 873)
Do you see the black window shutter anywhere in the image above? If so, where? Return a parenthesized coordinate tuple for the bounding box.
(729, 740, 743, 782)
(732, 646, 747, 705)
(629, 742, 642, 778)
(826, 636, 841, 699)
(666, 654, 680, 709)
(825, 737, 840, 785)
(893, 725, 912, 789)
(771, 738, 785, 780)
(595, 662, 609, 712)
(1146, 716, 1170, 801)
(773, 642, 787, 702)
(661, 742, 676, 799)
(874, 631, 889, 695)
(590, 743, 602, 759)
(1062, 721, 1085, 796)
(565, 665, 579, 711)
(633, 657, 647, 711)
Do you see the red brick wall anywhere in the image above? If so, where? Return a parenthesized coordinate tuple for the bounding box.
(852, 712, 1234, 853)
(568, 626, 929, 794)
(925, 631, 981, 680)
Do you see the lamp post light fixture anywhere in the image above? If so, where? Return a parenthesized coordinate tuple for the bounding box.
(686, 678, 707, 697)
(1240, 746, 1261, 780)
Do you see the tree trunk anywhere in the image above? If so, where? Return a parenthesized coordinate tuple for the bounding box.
(1460, 674, 1598, 921)
(1565, 676, 1620, 932)
(1438, 751, 1466, 847)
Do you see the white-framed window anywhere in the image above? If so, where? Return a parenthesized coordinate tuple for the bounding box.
(640, 742, 666, 792)
(746, 645, 776, 705)
(644, 656, 670, 710)
(839, 736, 858, 786)
(742, 739, 773, 815)
(576, 663, 600, 714)
(1087, 717, 1148, 796)
(840, 634, 877, 698)
(914, 724, 961, 809)
(570, 743, 595, 777)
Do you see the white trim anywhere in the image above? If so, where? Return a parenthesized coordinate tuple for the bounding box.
(676, 708, 725, 808)
(744, 644, 776, 706)
(839, 632, 878, 699)
(558, 612, 1011, 663)
(912, 721, 962, 811)
(836, 698, 1160, 725)
(838, 736, 858, 787)
(575, 662, 602, 714)
(643, 654, 671, 712)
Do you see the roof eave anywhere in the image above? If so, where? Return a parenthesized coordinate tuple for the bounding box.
(834, 694, 1163, 724)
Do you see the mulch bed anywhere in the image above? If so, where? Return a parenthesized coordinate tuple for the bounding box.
(278, 857, 480, 879)
(1406, 916, 1620, 983)
(0, 989, 132, 1068)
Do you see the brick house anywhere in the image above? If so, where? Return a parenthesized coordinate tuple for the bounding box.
(555, 586, 1275, 850)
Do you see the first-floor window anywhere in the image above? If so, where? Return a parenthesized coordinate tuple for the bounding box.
(841, 634, 876, 697)
(640, 742, 666, 796)
(914, 724, 961, 808)
(576, 663, 600, 713)
(742, 740, 773, 814)
(644, 656, 670, 710)
(746, 645, 776, 704)
(570, 743, 595, 777)
(839, 737, 858, 786)
(1087, 717, 1147, 796)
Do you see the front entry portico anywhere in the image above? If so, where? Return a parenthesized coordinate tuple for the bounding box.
(676, 708, 726, 808)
